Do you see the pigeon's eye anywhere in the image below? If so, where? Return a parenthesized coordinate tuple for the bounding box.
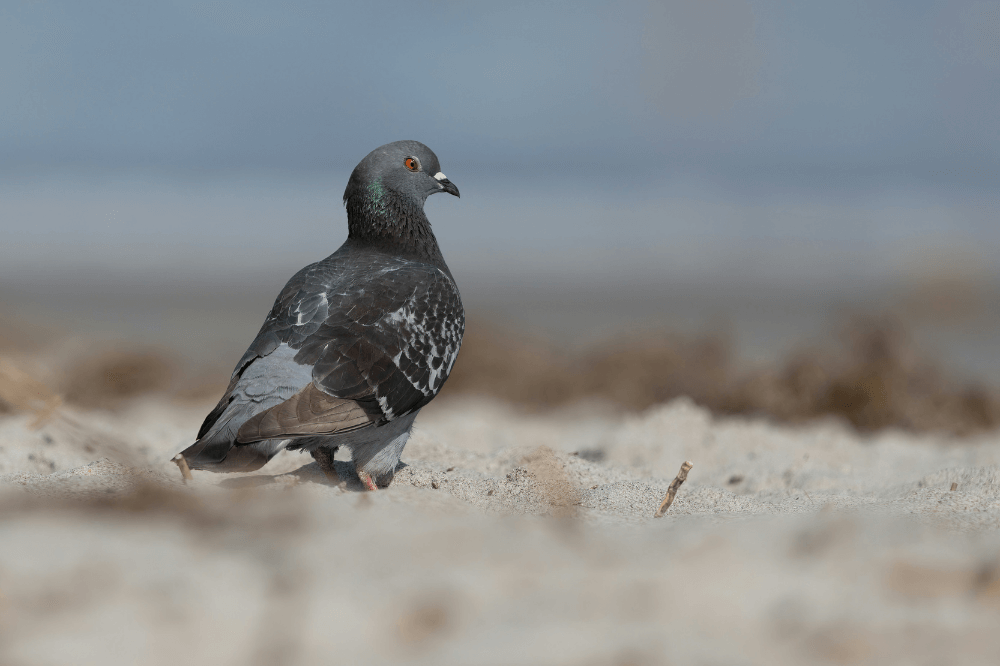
(404, 157, 420, 172)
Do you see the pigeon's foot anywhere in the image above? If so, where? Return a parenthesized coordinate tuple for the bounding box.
(310, 446, 341, 484)
(357, 469, 378, 492)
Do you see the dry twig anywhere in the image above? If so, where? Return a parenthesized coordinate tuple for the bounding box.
(654, 460, 693, 518)
(172, 454, 193, 483)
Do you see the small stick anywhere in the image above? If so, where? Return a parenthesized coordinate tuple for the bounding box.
(950, 482, 958, 491)
(654, 460, 693, 518)
(172, 454, 193, 483)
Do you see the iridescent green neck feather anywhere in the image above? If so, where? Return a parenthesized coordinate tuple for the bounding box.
(344, 179, 445, 269)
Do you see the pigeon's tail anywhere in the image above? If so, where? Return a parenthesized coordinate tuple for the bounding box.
(178, 436, 284, 473)
(178, 352, 304, 473)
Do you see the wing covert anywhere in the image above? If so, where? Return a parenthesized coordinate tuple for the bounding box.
(297, 261, 464, 424)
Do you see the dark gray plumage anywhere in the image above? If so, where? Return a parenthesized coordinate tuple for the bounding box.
(177, 141, 464, 490)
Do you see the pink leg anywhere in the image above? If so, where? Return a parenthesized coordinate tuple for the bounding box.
(357, 469, 378, 491)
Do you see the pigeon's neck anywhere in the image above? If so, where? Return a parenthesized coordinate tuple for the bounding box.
(345, 186, 446, 267)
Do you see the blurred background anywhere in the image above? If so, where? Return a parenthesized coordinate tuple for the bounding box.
(2, 0, 999, 433)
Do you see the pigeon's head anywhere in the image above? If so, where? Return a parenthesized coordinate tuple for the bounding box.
(344, 140, 459, 208)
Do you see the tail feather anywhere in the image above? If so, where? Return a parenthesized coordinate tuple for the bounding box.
(178, 437, 277, 473)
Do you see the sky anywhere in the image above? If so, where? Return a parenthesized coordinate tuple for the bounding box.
(2, 0, 999, 286)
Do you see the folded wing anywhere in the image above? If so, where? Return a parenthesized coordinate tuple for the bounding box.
(180, 254, 464, 471)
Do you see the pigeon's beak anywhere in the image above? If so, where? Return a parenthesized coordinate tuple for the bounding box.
(433, 172, 460, 198)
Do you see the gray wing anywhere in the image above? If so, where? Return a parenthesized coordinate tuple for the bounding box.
(179, 253, 464, 472)
(178, 343, 322, 471)
(238, 259, 465, 441)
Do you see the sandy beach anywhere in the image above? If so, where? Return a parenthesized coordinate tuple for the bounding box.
(3, 390, 1000, 665)
(6, 2, 1000, 663)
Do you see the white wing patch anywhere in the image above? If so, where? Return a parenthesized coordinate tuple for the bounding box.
(376, 271, 464, 413)
(377, 395, 395, 420)
(294, 292, 328, 326)
(386, 307, 416, 326)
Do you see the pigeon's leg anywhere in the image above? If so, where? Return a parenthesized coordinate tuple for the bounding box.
(310, 446, 340, 484)
(356, 469, 379, 492)
(350, 419, 414, 491)
(354, 445, 406, 490)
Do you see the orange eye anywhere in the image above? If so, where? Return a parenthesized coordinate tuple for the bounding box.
(404, 157, 419, 172)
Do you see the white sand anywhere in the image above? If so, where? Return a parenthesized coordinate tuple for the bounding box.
(2, 396, 1000, 665)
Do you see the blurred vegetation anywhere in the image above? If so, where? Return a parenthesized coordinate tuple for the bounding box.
(2, 312, 999, 436)
(443, 315, 1000, 436)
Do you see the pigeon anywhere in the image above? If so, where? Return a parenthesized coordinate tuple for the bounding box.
(176, 140, 464, 490)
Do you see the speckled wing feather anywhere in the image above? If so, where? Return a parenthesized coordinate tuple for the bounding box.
(232, 252, 464, 443)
